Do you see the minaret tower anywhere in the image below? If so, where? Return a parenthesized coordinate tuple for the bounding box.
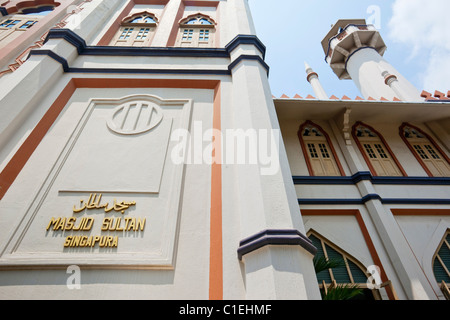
(321, 19, 423, 102)
(305, 62, 328, 99)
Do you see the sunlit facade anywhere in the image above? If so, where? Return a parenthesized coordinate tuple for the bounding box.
(0, 0, 448, 300)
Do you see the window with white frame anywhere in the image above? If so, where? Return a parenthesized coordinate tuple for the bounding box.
(401, 124, 450, 177)
(176, 14, 215, 47)
(112, 12, 158, 47)
(353, 123, 403, 177)
(299, 122, 342, 176)
(0, 16, 40, 45)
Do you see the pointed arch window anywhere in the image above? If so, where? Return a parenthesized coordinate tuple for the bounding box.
(298, 121, 344, 176)
(176, 13, 216, 47)
(308, 231, 378, 300)
(112, 12, 158, 47)
(400, 123, 450, 177)
(433, 231, 450, 299)
(353, 122, 405, 177)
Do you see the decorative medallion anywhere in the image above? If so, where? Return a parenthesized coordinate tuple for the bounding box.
(107, 101, 163, 135)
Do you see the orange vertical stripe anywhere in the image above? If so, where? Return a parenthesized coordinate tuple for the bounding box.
(209, 82, 223, 300)
(0, 79, 76, 200)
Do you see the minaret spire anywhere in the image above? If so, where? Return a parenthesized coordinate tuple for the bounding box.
(305, 62, 328, 100)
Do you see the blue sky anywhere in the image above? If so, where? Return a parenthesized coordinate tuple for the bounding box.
(248, 0, 450, 99)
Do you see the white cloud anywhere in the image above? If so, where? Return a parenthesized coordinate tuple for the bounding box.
(388, 0, 450, 92)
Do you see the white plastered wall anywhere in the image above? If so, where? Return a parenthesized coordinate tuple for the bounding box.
(0, 79, 220, 299)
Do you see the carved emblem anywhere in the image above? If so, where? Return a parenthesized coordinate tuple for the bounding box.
(107, 101, 163, 135)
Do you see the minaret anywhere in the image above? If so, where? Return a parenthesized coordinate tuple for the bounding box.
(321, 19, 423, 102)
(305, 62, 328, 100)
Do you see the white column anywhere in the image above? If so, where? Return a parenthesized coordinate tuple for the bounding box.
(64, 0, 125, 44)
(305, 62, 328, 100)
(225, 43, 321, 300)
(222, 0, 257, 44)
(151, 0, 182, 46)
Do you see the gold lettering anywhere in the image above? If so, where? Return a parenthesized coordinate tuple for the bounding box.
(55, 217, 66, 231)
(101, 218, 110, 231)
(83, 217, 94, 231)
(46, 217, 59, 231)
(65, 217, 76, 230)
(127, 218, 136, 231)
(73, 193, 136, 214)
(64, 236, 72, 247)
(124, 217, 132, 230)
(115, 218, 124, 231)
(108, 218, 115, 231)
(112, 236, 118, 247)
(62, 235, 119, 247)
(73, 200, 86, 213)
(79, 236, 87, 246)
(71, 236, 80, 246)
(136, 218, 146, 231)
(73, 217, 83, 231)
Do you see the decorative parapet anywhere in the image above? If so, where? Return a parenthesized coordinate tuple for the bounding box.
(421, 90, 450, 102)
(273, 93, 403, 102)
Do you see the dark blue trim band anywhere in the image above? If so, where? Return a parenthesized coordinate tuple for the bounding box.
(44, 29, 266, 59)
(293, 172, 450, 186)
(81, 45, 229, 58)
(44, 28, 87, 55)
(228, 54, 270, 74)
(425, 99, 450, 103)
(28, 49, 267, 76)
(344, 46, 377, 71)
(35, 29, 270, 75)
(237, 229, 317, 260)
(28, 49, 69, 72)
(225, 34, 266, 58)
(298, 196, 450, 205)
(28, 50, 269, 76)
(67, 67, 231, 75)
(0, 7, 7, 16)
(324, 24, 373, 62)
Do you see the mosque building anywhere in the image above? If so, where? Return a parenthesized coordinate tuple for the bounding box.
(0, 0, 448, 300)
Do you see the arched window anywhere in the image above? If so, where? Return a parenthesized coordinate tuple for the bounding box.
(111, 12, 158, 47)
(433, 231, 450, 299)
(176, 13, 216, 47)
(298, 121, 344, 176)
(353, 122, 405, 177)
(308, 231, 377, 300)
(400, 123, 450, 177)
